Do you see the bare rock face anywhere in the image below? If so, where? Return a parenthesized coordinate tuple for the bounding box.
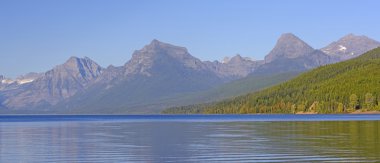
(124, 39, 208, 77)
(121, 39, 223, 89)
(205, 54, 264, 79)
(321, 34, 380, 61)
(264, 33, 315, 63)
(1, 57, 103, 109)
(223, 55, 264, 77)
(255, 33, 337, 75)
(94, 65, 124, 85)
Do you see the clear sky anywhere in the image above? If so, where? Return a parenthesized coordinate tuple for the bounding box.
(1, 0, 379, 78)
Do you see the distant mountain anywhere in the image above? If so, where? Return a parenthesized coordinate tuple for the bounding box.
(0, 72, 43, 91)
(204, 54, 264, 79)
(124, 39, 212, 76)
(53, 40, 225, 114)
(1, 34, 379, 114)
(93, 65, 124, 85)
(15, 72, 43, 84)
(321, 34, 380, 61)
(0, 40, 266, 113)
(0, 57, 103, 110)
(253, 33, 336, 75)
(54, 41, 271, 114)
(0, 75, 14, 90)
(264, 33, 315, 63)
(164, 47, 380, 114)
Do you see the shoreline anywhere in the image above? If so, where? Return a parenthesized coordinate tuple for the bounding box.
(1, 112, 380, 115)
(350, 110, 380, 114)
(296, 110, 380, 115)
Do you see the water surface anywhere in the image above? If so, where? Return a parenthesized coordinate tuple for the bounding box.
(0, 115, 379, 162)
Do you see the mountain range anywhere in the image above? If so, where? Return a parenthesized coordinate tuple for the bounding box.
(1, 33, 379, 114)
(164, 47, 380, 114)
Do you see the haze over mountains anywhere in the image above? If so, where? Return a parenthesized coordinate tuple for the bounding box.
(165, 47, 380, 114)
(1, 57, 103, 109)
(1, 33, 379, 114)
(254, 33, 338, 75)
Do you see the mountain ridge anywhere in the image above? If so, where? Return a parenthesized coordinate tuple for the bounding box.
(0, 57, 103, 110)
(321, 34, 380, 61)
(163, 47, 380, 114)
(1, 34, 379, 114)
(264, 33, 315, 63)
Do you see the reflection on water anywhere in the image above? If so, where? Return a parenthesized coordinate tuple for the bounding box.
(0, 120, 379, 162)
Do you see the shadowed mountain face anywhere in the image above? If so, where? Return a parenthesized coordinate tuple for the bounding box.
(0, 57, 103, 110)
(322, 34, 380, 61)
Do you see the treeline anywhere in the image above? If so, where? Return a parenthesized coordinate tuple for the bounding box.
(162, 47, 380, 114)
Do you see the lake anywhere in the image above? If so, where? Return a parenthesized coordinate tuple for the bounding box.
(0, 115, 379, 162)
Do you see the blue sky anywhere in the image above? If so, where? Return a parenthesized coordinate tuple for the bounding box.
(1, 0, 379, 78)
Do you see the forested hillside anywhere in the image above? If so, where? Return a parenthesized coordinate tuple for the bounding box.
(163, 47, 380, 114)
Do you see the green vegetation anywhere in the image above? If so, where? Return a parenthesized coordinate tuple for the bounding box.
(161, 72, 300, 114)
(163, 47, 380, 114)
(170, 71, 301, 104)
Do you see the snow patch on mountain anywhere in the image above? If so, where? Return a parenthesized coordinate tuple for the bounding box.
(17, 79, 35, 84)
(338, 45, 347, 52)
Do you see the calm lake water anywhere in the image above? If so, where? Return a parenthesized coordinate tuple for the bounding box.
(0, 115, 380, 162)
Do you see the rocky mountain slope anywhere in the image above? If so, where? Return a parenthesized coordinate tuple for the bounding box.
(54, 40, 224, 113)
(0, 57, 103, 110)
(265, 33, 315, 63)
(205, 54, 264, 80)
(322, 34, 380, 61)
(254, 33, 337, 75)
(1, 34, 379, 114)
